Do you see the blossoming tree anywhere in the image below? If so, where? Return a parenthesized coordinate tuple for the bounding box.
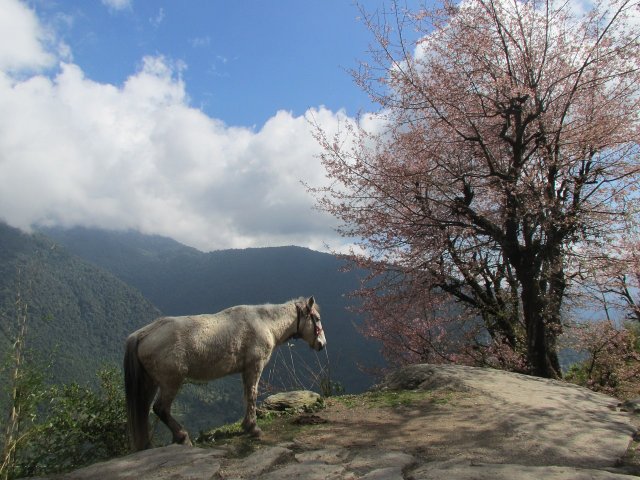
(314, 0, 640, 378)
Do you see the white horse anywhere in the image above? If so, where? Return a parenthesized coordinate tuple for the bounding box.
(123, 296, 326, 451)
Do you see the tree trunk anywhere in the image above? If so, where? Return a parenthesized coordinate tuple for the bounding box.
(520, 278, 562, 378)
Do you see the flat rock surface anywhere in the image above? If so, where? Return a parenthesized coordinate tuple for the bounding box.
(39, 364, 640, 480)
(262, 390, 322, 411)
(38, 444, 226, 480)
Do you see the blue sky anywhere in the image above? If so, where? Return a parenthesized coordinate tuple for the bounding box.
(36, 0, 376, 126)
(0, 0, 416, 252)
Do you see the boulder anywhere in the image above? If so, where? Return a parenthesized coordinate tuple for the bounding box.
(262, 390, 323, 411)
(373, 363, 471, 392)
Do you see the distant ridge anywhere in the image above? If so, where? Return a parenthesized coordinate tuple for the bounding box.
(40, 226, 385, 394)
(0, 223, 160, 385)
(0, 225, 384, 431)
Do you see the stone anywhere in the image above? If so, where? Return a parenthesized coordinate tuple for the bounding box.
(294, 447, 350, 465)
(347, 449, 415, 472)
(374, 363, 470, 392)
(220, 445, 293, 479)
(240, 446, 293, 477)
(359, 466, 405, 479)
(410, 462, 639, 480)
(259, 462, 349, 480)
(262, 390, 323, 411)
(55, 444, 225, 480)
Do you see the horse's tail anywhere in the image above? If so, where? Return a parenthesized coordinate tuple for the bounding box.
(124, 334, 155, 451)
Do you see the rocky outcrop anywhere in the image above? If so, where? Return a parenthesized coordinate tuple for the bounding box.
(374, 363, 474, 392)
(42, 443, 637, 480)
(33, 444, 226, 480)
(37, 364, 640, 480)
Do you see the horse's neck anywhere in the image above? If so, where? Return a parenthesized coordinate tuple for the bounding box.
(268, 303, 299, 345)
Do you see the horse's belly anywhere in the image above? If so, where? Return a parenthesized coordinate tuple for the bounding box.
(185, 353, 242, 381)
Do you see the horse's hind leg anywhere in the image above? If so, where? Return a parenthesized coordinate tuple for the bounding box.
(241, 362, 265, 437)
(153, 383, 192, 446)
(140, 379, 159, 450)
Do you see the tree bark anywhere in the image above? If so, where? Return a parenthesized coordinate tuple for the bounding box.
(519, 274, 562, 379)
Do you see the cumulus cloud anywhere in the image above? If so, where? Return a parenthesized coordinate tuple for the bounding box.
(0, 0, 57, 71)
(0, 4, 358, 251)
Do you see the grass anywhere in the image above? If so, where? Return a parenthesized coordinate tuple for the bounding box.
(618, 414, 640, 476)
(194, 388, 458, 457)
(196, 421, 265, 457)
(331, 389, 456, 409)
(195, 407, 318, 457)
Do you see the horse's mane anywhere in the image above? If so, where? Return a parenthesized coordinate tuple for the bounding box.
(290, 297, 320, 313)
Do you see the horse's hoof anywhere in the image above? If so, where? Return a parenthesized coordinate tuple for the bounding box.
(242, 422, 262, 438)
(175, 431, 192, 446)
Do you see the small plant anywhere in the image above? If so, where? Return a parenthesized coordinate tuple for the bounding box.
(1, 278, 49, 480)
(332, 389, 451, 410)
(197, 420, 245, 445)
(319, 376, 344, 398)
(564, 320, 640, 400)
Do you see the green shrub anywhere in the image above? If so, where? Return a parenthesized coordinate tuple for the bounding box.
(3, 365, 129, 479)
(565, 321, 640, 400)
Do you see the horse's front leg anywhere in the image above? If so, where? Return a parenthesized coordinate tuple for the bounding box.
(241, 362, 264, 437)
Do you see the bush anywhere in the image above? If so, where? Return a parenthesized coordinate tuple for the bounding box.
(3, 366, 129, 479)
(565, 321, 640, 399)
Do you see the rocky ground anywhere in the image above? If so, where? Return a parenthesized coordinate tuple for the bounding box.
(36, 364, 640, 480)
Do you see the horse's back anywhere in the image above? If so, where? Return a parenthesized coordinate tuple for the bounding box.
(134, 309, 264, 382)
(181, 308, 271, 379)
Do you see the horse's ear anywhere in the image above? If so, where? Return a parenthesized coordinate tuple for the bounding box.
(307, 296, 315, 310)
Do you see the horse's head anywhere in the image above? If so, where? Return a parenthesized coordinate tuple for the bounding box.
(296, 296, 326, 351)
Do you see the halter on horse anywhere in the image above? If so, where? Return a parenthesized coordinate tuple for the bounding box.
(291, 303, 324, 345)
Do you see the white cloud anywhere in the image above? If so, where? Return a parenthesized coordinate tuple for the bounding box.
(0, 0, 378, 252)
(150, 7, 165, 28)
(0, 45, 353, 251)
(101, 0, 132, 12)
(189, 36, 211, 48)
(0, 0, 56, 71)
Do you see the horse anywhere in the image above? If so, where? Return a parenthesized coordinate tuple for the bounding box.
(123, 296, 326, 451)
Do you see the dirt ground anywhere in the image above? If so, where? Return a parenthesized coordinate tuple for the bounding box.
(259, 366, 640, 475)
(293, 392, 517, 461)
(52, 365, 640, 480)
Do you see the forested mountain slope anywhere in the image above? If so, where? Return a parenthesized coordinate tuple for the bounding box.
(0, 223, 160, 384)
(41, 226, 384, 394)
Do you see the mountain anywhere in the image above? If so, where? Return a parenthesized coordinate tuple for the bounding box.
(40, 226, 384, 392)
(39, 226, 385, 432)
(0, 223, 160, 385)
